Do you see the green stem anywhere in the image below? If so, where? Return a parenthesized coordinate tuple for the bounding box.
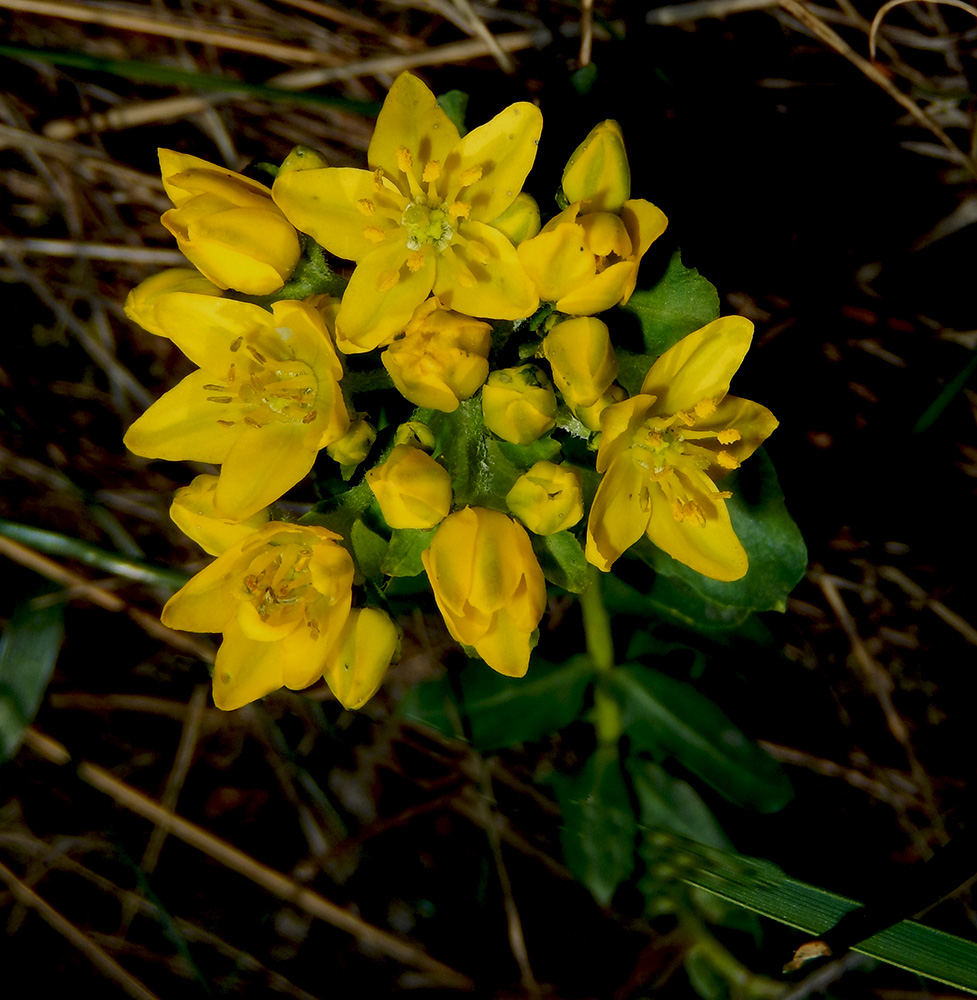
(580, 565, 622, 747)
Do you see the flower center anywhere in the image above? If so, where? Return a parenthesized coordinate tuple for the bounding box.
(402, 200, 454, 251)
(205, 333, 318, 430)
(243, 542, 312, 625)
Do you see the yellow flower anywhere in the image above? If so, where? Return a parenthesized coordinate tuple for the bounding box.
(159, 149, 301, 295)
(571, 383, 627, 433)
(161, 522, 354, 710)
(124, 268, 223, 337)
(489, 192, 541, 245)
(366, 444, 452, 529)
(327, 414, 376, 467)
(124, 293, 349, 521)
(325, 607, 399, 709)
(506, 462, 584, 535)
(518, 199, 667, 316)
(561, 120, 630, 214)
(481, 365, 558, 445)
(381, 297, 492, 412)
(170, 474, 271, 556)
(421, 507, 546, 677)
(541, 316, 618, 409)
(585, 316, 778, 581)
(273, 72, 541, 352)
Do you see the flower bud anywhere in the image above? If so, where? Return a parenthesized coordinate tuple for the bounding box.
(158, 148, 301, 295)
(366, 445, 453, 529)
(488, 192, 541, 245)
(481, 366, 558, 445)
(392, 421, 437, 452)
(421, 507, 546, 677)
(542, 316, 618, 409)
(327, 414, 376, 468)
(571, 382, 628, 433)
(382, 298, 492, 412)
(562, 120, 630, 213)
(278, 145, 330, 175)
(170, 474, 271, 556)
(324, 607, 399, 709)
(124, 269, 222, 337)
(506, 462, 584, 536)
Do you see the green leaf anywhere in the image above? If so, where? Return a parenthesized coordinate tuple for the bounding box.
(633, 449, 807, 627)
(648, 830, 977, 995)
(0, 592, 65, 761)
(349, 519, 387, 582)
(553, 745, 637, 905)
(621, 250, 720, 357)
(397, 654, 596, 750)
(380, 527, 436, 578)
(531, 530, 590, 593)
(0, 519, 187, 590)
(609, 663, 792, 812)
(437, 89, 469, 136)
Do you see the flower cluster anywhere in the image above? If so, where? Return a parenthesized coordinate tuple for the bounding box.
(125, 71, 778, 712)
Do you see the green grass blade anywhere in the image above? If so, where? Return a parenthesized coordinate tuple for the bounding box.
(0, 44, 381, 115)
(914, 350, 977, 433)
(647, 829, 977, 993)
(0, 519, 188, 590)
(0, 592, 65, 761)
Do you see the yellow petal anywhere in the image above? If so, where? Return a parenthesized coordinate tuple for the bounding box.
(123, 369, 242, 463)
(472, 607, 534, 677)
(367, 73, 460, 184)
(161, 549, 243, 633)
(585, 453, 651, 571)
(325, 607, 399, 709)
(279, 606, 348, 690)
(562, 120, 630, 213)
(640, 316, 754, 414)
(158, 149, 275, 207)
(445, 102, 543, 222)
(694, 395, 779, 476)
(517, 223, 593, 304)
(619, 199, 668, 303)
(274, 166, 401, 262)
(435, 221, 538, 320)
(211, 618, 286, 710)
(643, 468, 748, 582)
(213, 422, 318, 520)
(336, 241, 435, 352)
(170, 474, 270, 556)
(124, 269, 222, 337)
(594, 395, 658, 473)
(555, 260, 635, 317)
(421, 508, 478, 617)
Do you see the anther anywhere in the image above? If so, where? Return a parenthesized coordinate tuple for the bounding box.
(449, 201, 471, 219)
(202, 384, 226, 391)
(356, 198, 375, 216)
(227, 364, 236, 383)
(247, 345, 267, 364)
(377, 269, 399, 292)
(672, 498, 685, 522)
(302, 410, 318, 423)
(363, 225, 387, 244)
(717, 428, 741, 444)
(207, 395, 233, 403)
(229, 337, 243, 352)
(422, 161, 441, 183)
(217, 419, 235, 427)
(694, 398, 717, 418)
(458, 165, 483, 187)
(396, 147, 413, 174)
(683, 501, 706, 526)
(406, 250, 425, 272)
(716, 451, 740, 469)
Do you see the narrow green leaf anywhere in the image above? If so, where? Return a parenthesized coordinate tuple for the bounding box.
(646, 830, 977, 995)
(621, 250, 720, 357)
(553, 745, 637, 905)
(0, 519, 187, 590)
(609, 664, 792, 812)
(397, 654, 596, 750)
(0, 593, 65, 761)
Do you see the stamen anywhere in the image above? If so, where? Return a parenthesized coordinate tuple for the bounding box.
(694, 398, 717, 418)
(302, 410, 318, 423)
(458, 165, 483, 187)
(227, 364, 236, 384)
(356, 198, 375, 216)
(363, 225, 387, 244)
(717, 428, 741, 444)
(229, 337, 243, 352)
(711, 490, 733, 500)
(217, 419, 235, 427)
(247, 345, 267, 364)
(202, 384, 226, 391)
(449, 200, 471, 219)
(672, 498, 685, 522)
(207, 395, 233, 403)
(422, 160, 441, 183)
(244, 417, 262, 428)
(716, 451, 740, 469)
(396, 146, 413, 174)
(406, 250, 426, 272)
(377, 269, 399, 292)
(683, 501, 706, 526)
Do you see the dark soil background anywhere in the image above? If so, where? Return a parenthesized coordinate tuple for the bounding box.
(2, 1, 977, 998)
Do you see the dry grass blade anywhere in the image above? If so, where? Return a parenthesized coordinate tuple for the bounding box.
(776, 0, 977, 180)
(0, 859, 163, 1000)
(22, 728, 475, 991)
(869, 0, 977, 60)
